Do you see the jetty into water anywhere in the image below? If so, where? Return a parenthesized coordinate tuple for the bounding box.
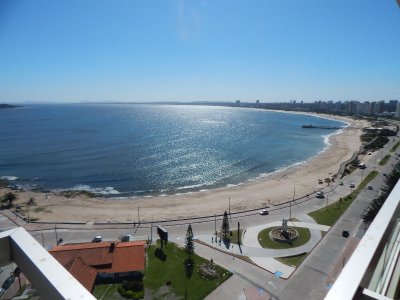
(301, 124, 343, 129)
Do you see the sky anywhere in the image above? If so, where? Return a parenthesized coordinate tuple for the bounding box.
(0, 0, 399, 103)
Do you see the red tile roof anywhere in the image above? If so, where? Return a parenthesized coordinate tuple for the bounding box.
(49, 241, 146, 292)
(105, 241, 145, 273)
(69, 257, 98, 292)
(49, 242, 113, 267)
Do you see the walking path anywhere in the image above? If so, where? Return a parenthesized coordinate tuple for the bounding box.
(195, 218, 331, 278)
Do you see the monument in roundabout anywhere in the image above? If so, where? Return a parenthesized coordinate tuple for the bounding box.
(269, 219, 299, 243)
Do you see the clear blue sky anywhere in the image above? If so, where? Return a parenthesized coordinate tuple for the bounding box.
(0, 0, 399, 103)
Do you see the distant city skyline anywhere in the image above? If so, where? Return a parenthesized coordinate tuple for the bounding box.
(0, 0, 399, 103)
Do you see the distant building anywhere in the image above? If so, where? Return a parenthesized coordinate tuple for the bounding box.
(396, 102, 400, 118)
(236, 100, 241, 106)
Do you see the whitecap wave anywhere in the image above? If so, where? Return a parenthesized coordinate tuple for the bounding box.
(0, 176, 18, 181)
(69, 184, 121, 195)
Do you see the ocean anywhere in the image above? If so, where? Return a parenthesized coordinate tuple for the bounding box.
(0, 104, 346, 197)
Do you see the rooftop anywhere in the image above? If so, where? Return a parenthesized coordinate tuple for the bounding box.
(49, 240, 146, 292)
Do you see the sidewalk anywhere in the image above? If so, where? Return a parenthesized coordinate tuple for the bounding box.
(195, 219, 331, 278)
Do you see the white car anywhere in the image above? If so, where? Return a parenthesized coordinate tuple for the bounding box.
(92, 236, 102, 243)
(260, 209, 269, 215)
(349, 183, 355, 188)
(0, 288, 4, 297)
(315, 191, 324, 198)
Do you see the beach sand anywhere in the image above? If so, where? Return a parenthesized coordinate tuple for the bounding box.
(1, 115, 368, 223)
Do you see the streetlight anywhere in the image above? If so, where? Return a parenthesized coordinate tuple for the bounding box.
(325, 194, 329, 211)
(228, 198, 231, 222)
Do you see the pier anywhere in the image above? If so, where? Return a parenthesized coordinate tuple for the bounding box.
(301, 124, 343, 129)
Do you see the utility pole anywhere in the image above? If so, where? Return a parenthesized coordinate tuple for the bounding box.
(290, 187, 295, 220)
(54, 224, 58, 245)
(214, 214, 217, 237)
(150, 220, 153, 243)
(237, 222, 240, 246)
(138, 207, 140, 225)
(325, 194, 329, 211)
(229, 198, 231, 222)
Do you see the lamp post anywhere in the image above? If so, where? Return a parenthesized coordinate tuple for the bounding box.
(229, 198, 231, 222)
(325, 194, 329, 211)
(214, 214, 217, 238)
(137, 207, 140, 225)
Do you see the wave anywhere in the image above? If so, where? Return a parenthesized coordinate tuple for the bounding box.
(68, 184, 121, 195)
(0, 176, 19, 181)
(201, 120, 227, 125)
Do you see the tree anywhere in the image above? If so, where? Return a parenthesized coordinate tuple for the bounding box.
(221, 211, 230, 241)
(184, 225, 195, 280)
(3, 192, 16, 207)
(185, 224, 194, 259)
(324, 177, 331, 186)
(361, 162, 400, 224)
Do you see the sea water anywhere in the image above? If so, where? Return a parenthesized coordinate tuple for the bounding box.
(0, 104, 345, 197)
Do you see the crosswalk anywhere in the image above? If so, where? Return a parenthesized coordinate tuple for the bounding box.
(0, 216, 7, 222)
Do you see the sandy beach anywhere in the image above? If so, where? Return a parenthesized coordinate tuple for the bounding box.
(1, 115, 368, 223)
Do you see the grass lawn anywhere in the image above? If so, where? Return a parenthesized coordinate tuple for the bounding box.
(379, 154, 391, 166)
(92, 284, 120, 300)
(308, 171, 378, 226)
(144, 240, 231, 300)
(275, 253, 308, 267)
(257, 227, 311, 249)
(390, 141, 400, 152)
(229, 229, 243, 245)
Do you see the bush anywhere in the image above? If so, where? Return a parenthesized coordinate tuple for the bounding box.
(118, 279, 144, 299)
(122, 280, 143, 292)
(117, 286, 144, 299)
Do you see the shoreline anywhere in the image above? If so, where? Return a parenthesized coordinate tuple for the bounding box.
(2, 109, 348, 199)
(0, 113, 368, 223)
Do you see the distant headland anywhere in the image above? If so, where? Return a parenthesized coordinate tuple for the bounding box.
(0, 104, 21, 109)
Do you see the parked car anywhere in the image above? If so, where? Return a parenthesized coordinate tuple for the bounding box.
(383, 172, 387, 177)
(2, 275, 15, 290)
(349, 183, 355, 188)
(92, 236, 102, 243)
(0, 288, 4, 297)
(368, 185, 373, 190)
(315, 191, 324, 198)
(121, 234, 132, 242)
(259, 209, 269, 215)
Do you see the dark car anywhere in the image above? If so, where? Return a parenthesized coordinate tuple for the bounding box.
(2, 275, 15, 290)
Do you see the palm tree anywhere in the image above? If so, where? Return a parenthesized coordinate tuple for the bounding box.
(3, 192, 16, 207)
(324, 177, 331, 186)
